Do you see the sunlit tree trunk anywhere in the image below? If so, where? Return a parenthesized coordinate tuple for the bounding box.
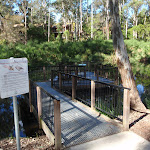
(80, 0, 82, 38)
(48, 7, 51, 42)
(109, 0, 148, 113)
(106, 0, 109, 40)
(91, 0, 93, 39)
(31, 0, 33, 24)
(126, 19, 128, 39)
(87, 0, 88, 23)
(22, 1, 28, 45)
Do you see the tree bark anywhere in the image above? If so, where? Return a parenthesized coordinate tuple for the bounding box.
(22, 1, 27, 45)
(91, 0, 93, 39)
(126, 19, 128, 39)
(109, 0, 148, 113)
(87, 0, 88, 23)
(48, 7, 51, 42)
(31, 0, 33, 24)
(106, 0, 109, 40)
(80, 0, 82, 38)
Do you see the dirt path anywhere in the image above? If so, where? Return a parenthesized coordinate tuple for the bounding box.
(0, 136, 53, 150)
(129, 110, 150, 141)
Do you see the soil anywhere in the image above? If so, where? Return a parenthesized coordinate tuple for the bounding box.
(129, 110, 150, 141)
(1, 110, 150, 150)
(0, 136, 54, 150)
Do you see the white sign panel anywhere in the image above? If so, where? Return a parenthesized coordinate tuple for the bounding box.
(0, 58, 29, 99)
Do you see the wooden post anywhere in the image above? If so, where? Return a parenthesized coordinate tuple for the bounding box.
(59, 72, 62, 90)
(123, 89, 130, 131)
(29, 80, 33, 112)
(43, 66, 46, 81)
(36, 86, 42, 129)
(65, 66, 67, 80)
(105, 72, 108, 78)
(54, 100, 61, 150)
(97, 70, 99, 81)
(72, 76, 77, 100)
(51, 70, 53, 88)
(84, 67, 86, 78)
(91, 80, 95, 110)
(75, 66, 78, 76)
(115, 68, 119, 85)
(94, 65, 96, 76)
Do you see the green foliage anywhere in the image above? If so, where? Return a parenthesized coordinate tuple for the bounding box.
(127, 23, 150, 41)
(27, 26, 47, 42)
(0, 39, 149, 70)
(124, 39, 150, 65)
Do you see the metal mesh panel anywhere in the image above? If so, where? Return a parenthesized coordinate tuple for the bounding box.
(41, 89, 54, 134)
(95, 81, 123, 120)
(31, 81, 37, 111)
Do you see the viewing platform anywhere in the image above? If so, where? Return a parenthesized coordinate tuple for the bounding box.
(27, 64, 130, 149)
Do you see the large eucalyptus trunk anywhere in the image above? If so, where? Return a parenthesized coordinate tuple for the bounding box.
(109, 0, 148, 113)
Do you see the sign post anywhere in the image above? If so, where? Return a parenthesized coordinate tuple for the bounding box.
(13, 96, 21, 150)
(0, 58, 29, 150)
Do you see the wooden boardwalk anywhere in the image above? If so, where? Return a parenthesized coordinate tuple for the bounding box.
(37, 81, 122, 148)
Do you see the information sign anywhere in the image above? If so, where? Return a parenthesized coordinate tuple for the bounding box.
(0, 58, 29, 99)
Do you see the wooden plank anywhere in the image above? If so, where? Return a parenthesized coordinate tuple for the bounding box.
(91, 80, 95, 110)
(72, 76, 77, 100)
(54, 100, 61, 150)
(36, 86, 42, 129)
(41, 119, 55, 145)
(123, 89, 130, 131)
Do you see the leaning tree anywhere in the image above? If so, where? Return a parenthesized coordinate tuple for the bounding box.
(109, 0, 149, 113)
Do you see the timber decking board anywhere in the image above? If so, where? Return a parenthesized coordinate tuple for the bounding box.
(37, 82, 121, 147)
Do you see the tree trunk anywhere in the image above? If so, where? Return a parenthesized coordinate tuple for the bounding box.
(25, 11, 27, 44)
(31, 0, 33, 24)
(106, 0, 109, 40)
(109, 0, 148, 113)
(87, 0, 88, 23)
(91, 0, 93, 39)
(80, 0, 82, 39)
(48, 7, 51, 42)
(126, 20, 128, 39)
(133, 13, 137, 39)
(75, 9, 78, 40)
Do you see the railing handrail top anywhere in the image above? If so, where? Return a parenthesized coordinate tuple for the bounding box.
(59, 71, 131, 90)
(30, 79, 60, 100)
